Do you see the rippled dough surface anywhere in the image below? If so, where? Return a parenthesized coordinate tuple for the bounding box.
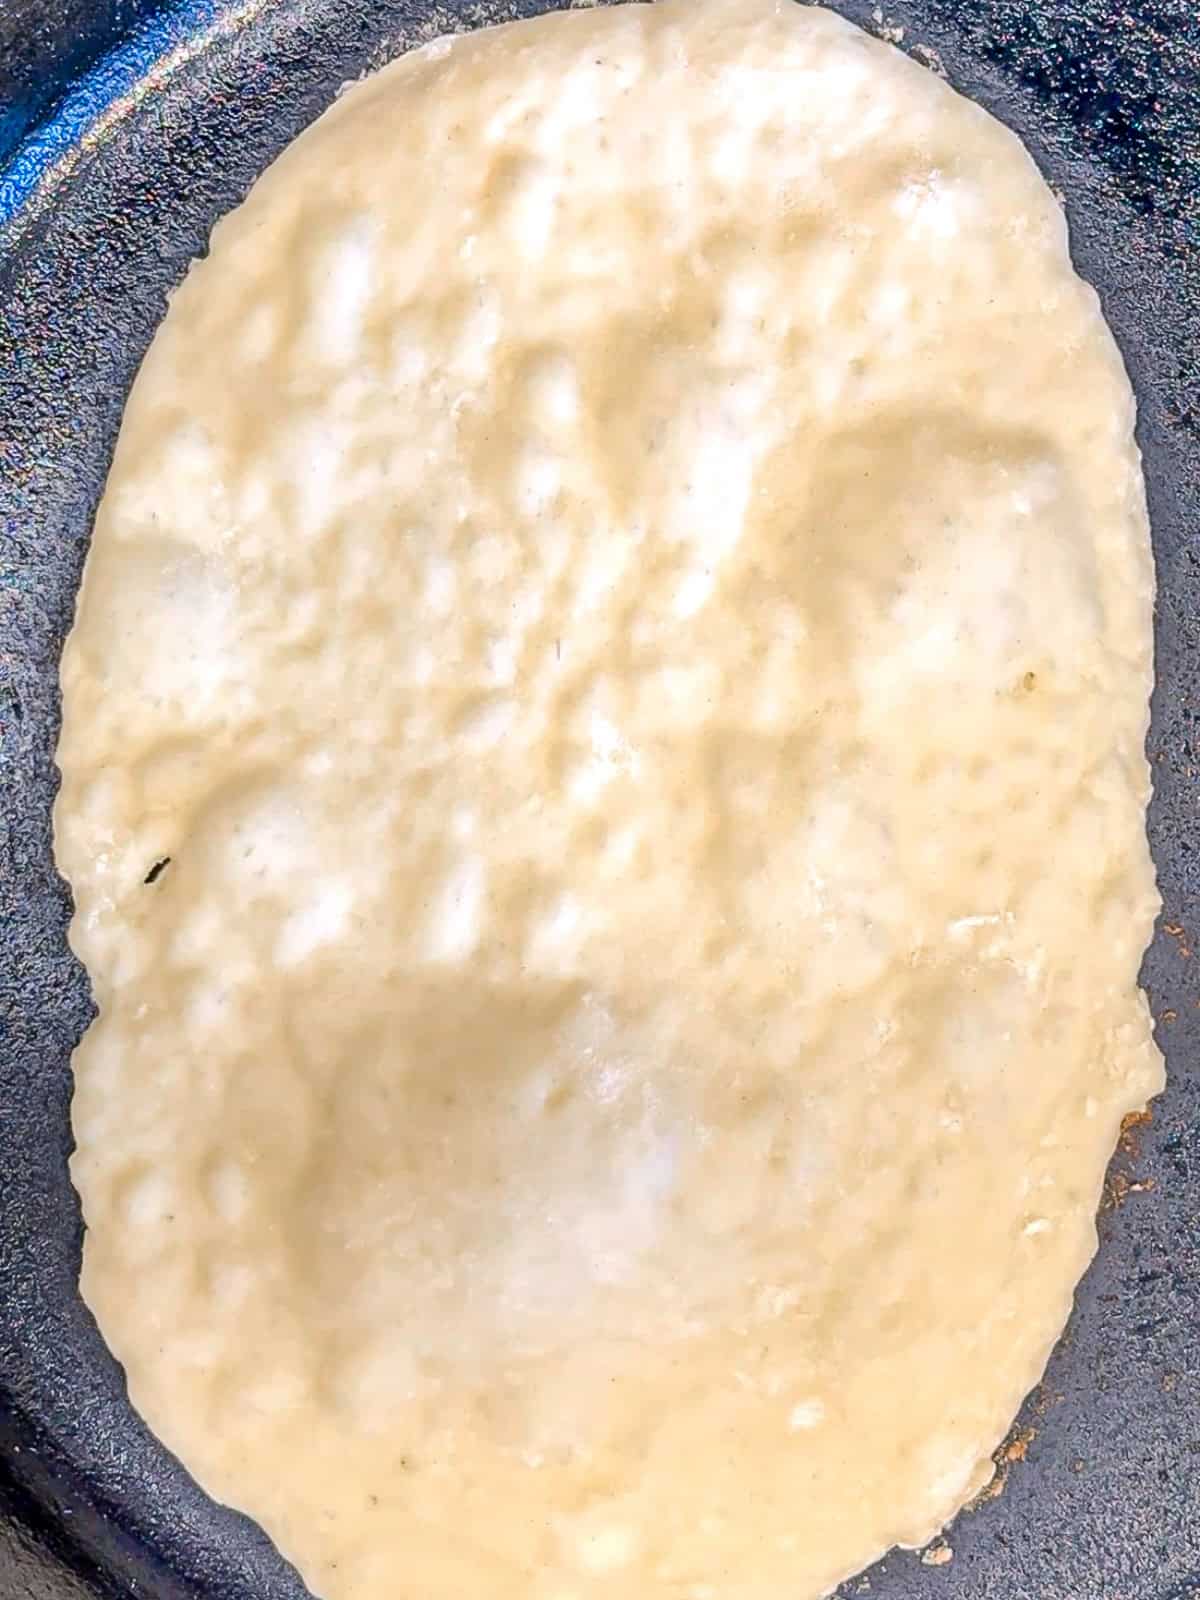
(60, 1, 1163, 1596)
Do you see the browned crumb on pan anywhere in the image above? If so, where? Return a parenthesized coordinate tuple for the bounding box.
(920, 1540, 953, 1567)
(968, 1469, 1006, 1509)
(1032, 1385, 1064, 1417)
(967, 1424, 1040, 1511)
(1104, 1171, 1157, 1210)
(1119, 1108, 1154, 1158)
(1101, 1108, 1158, 1211)
(1161, 921, 1192, 957)
(1001, 1425, 1037, 1463)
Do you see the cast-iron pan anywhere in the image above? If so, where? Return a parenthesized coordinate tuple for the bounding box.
(1, 1, 1198, 1596)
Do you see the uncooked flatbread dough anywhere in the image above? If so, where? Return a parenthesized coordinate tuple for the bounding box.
(58, 1, 1162, 1596)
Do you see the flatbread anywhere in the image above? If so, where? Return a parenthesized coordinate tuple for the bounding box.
(58, 2, 1163, 1596)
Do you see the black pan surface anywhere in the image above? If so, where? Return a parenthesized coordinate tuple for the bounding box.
(1, 1, 1198, 1596)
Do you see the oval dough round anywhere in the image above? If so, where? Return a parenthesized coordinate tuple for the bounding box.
(58, 2, 1162, 1597)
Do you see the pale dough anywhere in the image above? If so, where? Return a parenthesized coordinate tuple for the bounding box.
(58, 1, 1163, 1597)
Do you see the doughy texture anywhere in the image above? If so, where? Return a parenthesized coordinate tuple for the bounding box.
(59, 2, 1162, 1596)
